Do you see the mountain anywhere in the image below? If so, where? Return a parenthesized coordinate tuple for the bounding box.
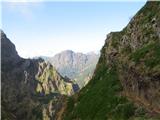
(62, 2, 160, 120)
(46, 50, 99, 88)
(1, 30, 79, 120)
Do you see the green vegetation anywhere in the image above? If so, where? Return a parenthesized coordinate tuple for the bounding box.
(32, 105, 43, 120)
(111, 32, 121, 49)
(121, 45, 132, 54)
(130, 42, 160, 68)
(2, 2, 160, 120)
(64, 51, 135, 120)
(63, 2, 160, 120)
(130, 43, 152, 63)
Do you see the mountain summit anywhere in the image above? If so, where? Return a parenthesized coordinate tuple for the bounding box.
(1, 30, 79, 120)
(1, 1, 160, 120)
(46, 50, 99, 88)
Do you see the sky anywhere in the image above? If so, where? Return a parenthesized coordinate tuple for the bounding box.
(1, 0, 146, 58)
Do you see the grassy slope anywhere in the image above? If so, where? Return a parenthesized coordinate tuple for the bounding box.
(62, 2, 160, 120)
(63, 47, 135, 120)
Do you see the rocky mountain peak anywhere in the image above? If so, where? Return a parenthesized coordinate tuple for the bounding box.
(46, 50, 99, 88)
(1, 31, 79, 120)
(1, 30, 21, 67)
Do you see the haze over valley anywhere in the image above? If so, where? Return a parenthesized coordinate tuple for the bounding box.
(1, 1, 160, 120)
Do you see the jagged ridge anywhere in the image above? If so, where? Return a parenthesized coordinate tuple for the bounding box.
(46, 50, 99, 88)
(62, 2, 160, 120)
(1, 30, 79, 120)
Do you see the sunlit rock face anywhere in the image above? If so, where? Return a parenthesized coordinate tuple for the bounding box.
(1, 30, 79, 120)
(46, 50, 99, 88)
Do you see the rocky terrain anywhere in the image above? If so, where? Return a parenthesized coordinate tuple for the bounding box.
(2, 1, 160, 120)
(62, 2, 160, 120)
(1, 30, 79, 120)
(45, 50, 99, 88)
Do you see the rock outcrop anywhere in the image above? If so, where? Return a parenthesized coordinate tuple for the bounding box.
(1, 30, 79, 120)
(2, 1, 160, 120)
(46, 50, 99, 88)
(62, 2, 160, 120)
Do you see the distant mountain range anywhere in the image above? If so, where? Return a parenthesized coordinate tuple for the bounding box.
(2, 2, 160, 120)
(43, 50, 100, 88)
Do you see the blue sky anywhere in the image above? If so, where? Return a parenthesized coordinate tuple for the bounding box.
(1, 1, 146, 58)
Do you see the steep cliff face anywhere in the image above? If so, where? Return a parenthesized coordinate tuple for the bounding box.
(104, 1, 160, 113)
(1, 30, 79, 120)
(63, 2, 160, 120)
(46, 50, 99, 88)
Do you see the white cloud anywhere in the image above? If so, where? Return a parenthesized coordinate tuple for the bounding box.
(2, 2, 44, 21)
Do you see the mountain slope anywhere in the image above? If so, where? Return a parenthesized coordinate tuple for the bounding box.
(62, 2, 160, 120)
(46, 50, 99, 88)
(1, 30, 79, 120)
